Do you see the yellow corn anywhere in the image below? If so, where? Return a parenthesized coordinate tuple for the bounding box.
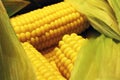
(22, 42, 66, 80)
(10, 1, 89, 51)
(43, 33, 88, 79)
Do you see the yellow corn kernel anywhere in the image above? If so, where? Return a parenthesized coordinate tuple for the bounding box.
(44, 33, 87, 79)
(11, 1, 89, 51)
(22, 42, 66, 80)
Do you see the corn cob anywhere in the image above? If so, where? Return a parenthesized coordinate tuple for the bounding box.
(22, 42, 66, 80)
(10, 1, 89, 51)
(43, 33, 88, 79)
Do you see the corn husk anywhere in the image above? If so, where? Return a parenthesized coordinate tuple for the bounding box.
(0, 1, 35, 80)
(2, 0, 30, 16)
(97, 36, 120, 80)
(107, 0, 120, 29)
(65, 0, 120, 41)
(70, 35, 104, 80)
(70, 35, 120, 80)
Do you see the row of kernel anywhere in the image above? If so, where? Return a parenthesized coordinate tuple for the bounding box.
(13, 6, 77, 34)
(17, 16, 82, 43)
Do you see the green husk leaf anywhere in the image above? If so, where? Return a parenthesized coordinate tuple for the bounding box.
(65, 0, 120, 41)
(98, 37, 114, 78)
(107, 0, 120, 29)
(70, 34, 120, 80)
(97, 36, 120, 80)
(88, 16, 120, 40)
(84, 36, 105, 80)
(0, 1, 35, 80)
(116, 43, 120, 77)
(70, 35, 105, 80)
(2, 0, 30, 16)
